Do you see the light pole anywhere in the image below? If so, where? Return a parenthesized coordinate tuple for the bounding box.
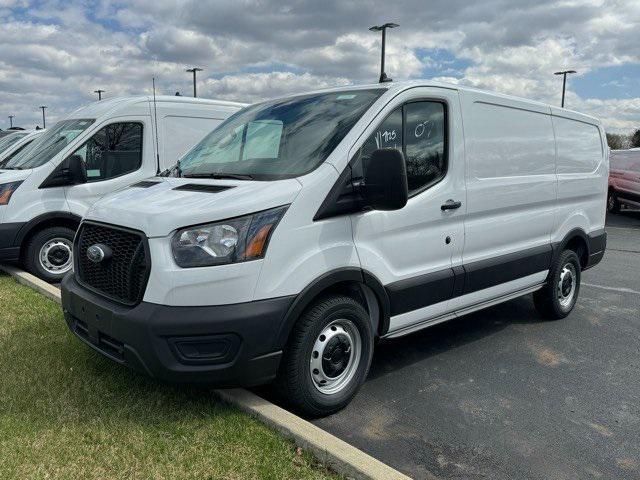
(94, 89, 105, 100)
(369, 23, 398, 83)
(8, 115, 14, 128)
(186, 67, 203, 97)
(554, 70, 577, 108)
(39, 106, 47, 129)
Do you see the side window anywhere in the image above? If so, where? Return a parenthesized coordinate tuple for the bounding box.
(353, 101, 447, 194)
(353, 107, 402, 178)
(404, 102, 446, 192)
(71, 122, 143, 182)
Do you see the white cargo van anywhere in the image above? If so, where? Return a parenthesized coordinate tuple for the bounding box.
(0, 96, 245, 281)
(61, 81, 607, 417)
(0, 130, 45, 168)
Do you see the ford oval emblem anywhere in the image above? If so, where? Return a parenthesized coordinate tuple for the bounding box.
(87, 244, 111, 264)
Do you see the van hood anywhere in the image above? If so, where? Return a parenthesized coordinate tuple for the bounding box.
(0, 169, 33, 183)
(86, 176, 303, 237)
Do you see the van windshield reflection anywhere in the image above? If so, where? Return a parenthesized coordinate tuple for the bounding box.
(176, 89, 384, 180)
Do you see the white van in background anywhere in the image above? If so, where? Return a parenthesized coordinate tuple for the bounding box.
(0, 96, 245, 281)
(0, 129, 45, 168)
(608, 148, 640, 212)
(61, 81, 607, 417)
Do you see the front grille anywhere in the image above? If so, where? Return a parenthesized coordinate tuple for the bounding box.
(75, 222, 150, 305)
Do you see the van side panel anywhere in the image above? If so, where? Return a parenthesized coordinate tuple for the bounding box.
(460, 92, 557, 266)
(550, 114, 607, 242)
(161, 116, 223, 164)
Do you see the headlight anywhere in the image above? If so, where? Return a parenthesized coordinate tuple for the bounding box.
(0, 181, 23, 205)
(171, 206, 288, 268)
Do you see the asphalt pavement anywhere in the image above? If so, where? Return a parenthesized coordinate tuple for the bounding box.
(311, 211, 640, 480)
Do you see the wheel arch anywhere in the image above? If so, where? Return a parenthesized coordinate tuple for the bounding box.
(17, 212, 82, 257)
(556, 228, 590, 269)
(274, 268, 391, 350)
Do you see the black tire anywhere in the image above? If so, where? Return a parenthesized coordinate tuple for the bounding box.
(533, 249, 581, 320)
(607, 189, 621, 214)
(23, 226, 76, 283)
(275, 295, 374, 417)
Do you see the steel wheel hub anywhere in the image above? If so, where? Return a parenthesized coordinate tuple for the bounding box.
(39, 238, 73, 275)
(557, 263, 576, 309)
(310, 319, 362, 395)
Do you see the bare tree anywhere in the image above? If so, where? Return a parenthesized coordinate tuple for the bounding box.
(606, 133, 628, 150)
(630, 129, 640, 149)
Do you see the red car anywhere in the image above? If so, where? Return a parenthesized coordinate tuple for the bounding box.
(608, 148, 640, 212)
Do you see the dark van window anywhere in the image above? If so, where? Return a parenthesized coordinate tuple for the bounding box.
(404, 102, 446, 192)
(354, 101, 447, 194)
(71, 123, 143, 182)
(358, 107, 403, 162)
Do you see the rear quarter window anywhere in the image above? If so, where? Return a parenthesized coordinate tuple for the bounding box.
(553, 117, 603, 174)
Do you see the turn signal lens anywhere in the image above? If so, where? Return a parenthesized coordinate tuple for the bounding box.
(0, 181, 23, 205)
(244, 224, 274, 259)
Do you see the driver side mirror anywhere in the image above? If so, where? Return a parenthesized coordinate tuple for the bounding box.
(39, 154, 87, 189)
(362, 148, 408, 211)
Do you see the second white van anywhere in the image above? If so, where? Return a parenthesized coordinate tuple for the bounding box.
(0, 96, 245, 281)
(61, 81, 607, 417)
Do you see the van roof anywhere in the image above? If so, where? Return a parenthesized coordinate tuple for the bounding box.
(291, 79, 601, 125)
(65, 95, 247, 121)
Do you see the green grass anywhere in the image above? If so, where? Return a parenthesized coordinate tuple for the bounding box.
(0, 274, 339, 480)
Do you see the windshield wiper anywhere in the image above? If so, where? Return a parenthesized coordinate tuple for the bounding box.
(182, 172, 254, 180)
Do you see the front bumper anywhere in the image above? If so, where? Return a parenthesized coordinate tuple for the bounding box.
(61, 274, 295, 387)
(0, 222, 25, 263)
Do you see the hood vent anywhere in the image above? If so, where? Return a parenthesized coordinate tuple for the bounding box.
(173, 184, 235, 193)
(130, 180, 161, 188)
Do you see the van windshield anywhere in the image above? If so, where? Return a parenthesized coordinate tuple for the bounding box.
(5, 119, 94, 170)
(176, 89, 385, 180)
(0, 132, 28, 153)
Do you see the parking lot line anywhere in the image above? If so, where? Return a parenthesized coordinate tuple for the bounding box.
(605, 226, 639, 231)
(582, 282, 640, 296)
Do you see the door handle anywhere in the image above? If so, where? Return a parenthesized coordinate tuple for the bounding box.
(441, 199, 462, 211)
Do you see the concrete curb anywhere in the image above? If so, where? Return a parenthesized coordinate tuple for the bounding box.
(0, 265, 62, 304)
(215, 388, 412, 480)
(0, 267, 412, 480)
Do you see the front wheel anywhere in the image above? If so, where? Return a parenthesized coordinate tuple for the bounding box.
(24, 226, 76, 282)
(275, 295, 374, 417)
(533, 249, 581, 319)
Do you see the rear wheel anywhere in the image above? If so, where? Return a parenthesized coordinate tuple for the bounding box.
(275, 295, 374, 417)
(24, 226, 75, 282)
(533, 249, 581, 319)
(607, 190, 621, 213)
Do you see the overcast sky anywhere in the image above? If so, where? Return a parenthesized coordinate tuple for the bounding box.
(1, 0, 639, 133)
